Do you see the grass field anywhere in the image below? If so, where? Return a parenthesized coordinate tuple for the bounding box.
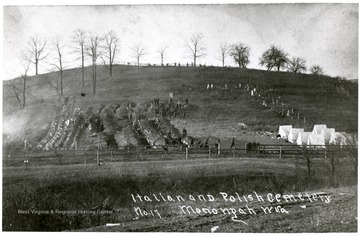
(2, 156, 357, 232)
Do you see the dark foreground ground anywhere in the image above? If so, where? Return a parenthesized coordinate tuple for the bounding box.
(2, 157, 357, 232)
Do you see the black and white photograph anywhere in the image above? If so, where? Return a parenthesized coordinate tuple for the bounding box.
(2, 1, 358, 232)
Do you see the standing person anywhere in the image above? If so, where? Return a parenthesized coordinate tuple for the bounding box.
(204, 138, 209, 149)
(24, 139, 28, 151)
(182, 128, 187, 138)
(215, 139, 221, 155)
(231, 138, 235, 150)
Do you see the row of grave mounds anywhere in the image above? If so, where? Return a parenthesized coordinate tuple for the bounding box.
(153, 117, 183, 145)
(33, 96, 198, 151)
(137, 118, 166, 146)
(80, 102, 153, 149)
(114, 125, 140, 148)
(36, 97, 77, 150)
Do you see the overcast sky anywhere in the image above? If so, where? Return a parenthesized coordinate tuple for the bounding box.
(3, 3, 358, 80)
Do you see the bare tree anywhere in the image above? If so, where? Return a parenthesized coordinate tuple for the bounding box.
(185, 33, 206, 67)
(27, 36, 48, 75)
(157, 43, 169, 66)
(8, 54, 31, 109)
(130, 43, 146, 68)
(218, 43, 230, 67)
(230, 43, 250, 68)
(86, 35, 102, 94)
(20, 54, 31, 108)
(71, 29, 87, 86)
(101, 30, 119, 77)
(8, 80, 23, 109)
(44, 76, 60, 95)
(287, 57, 307, 73)
(50, 37, 66, 96)
(309, 65, 324, 75)
(259, 45, 288, 71)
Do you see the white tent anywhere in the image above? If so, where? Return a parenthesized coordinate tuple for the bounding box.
(288, 128, 304, 143)
(278, 125, 292, 139)
(340, 134, 357, 147)
(296, 132, 312, 146)
(329, 132, 347, 145)
(307, 134, 325, 148)
(320, 128, 336, 144)
(312, 124, 327, 135)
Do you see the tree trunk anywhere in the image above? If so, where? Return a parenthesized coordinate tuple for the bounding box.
(60, 53, 63, 96)
(109, 50, 113, 77)
(306, 155, 311, 179)
(35, 59, 39, 75)
(56, 77, 59, 96)
(12, 84, 22, 109)
(22, 75, 26, 109)
(60, 71, 63, 96)
(92, 63, 96, 94)
(81, 49, 85, 87)
(95, 64, 97, 93)
(194, 57, 196, 67)
(330, 155, 336, 187)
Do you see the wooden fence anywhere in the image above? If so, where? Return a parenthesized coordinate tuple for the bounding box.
(3, 144, 357, 167)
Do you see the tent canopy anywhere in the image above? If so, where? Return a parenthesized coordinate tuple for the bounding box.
(288, 128, 304, 143)
(321, 128, 336, 143)
(278, 125, 292, 139)
(312, 124, 327, 135)
(296, 132, 311, 146)
(329, 132, 347, 145)
(340, 133, 357, 147)
(307, 133, 325, 148)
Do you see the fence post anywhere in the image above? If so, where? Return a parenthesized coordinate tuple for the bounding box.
(24, 160, 28, 170)
(244, 144, 247, 154)
(186, 146, 188, 160)
(233, 148, 235, 158)
(110, 148, 113, 162)
(324, 146, 327, 159)
(258, 146, 260, 155)
(208, 146, 211, 159)
(279, 146, 282, 158)
(97, 150, 100, 165)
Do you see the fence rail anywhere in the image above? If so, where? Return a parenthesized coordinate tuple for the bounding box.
(4, 144, 357, 167)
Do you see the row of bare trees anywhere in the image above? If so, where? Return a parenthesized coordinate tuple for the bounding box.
(7, 30, 121, 108)
(9, 32, 326, 109)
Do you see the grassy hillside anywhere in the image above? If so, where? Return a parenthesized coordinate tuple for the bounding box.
(3, 65, 358, 149)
